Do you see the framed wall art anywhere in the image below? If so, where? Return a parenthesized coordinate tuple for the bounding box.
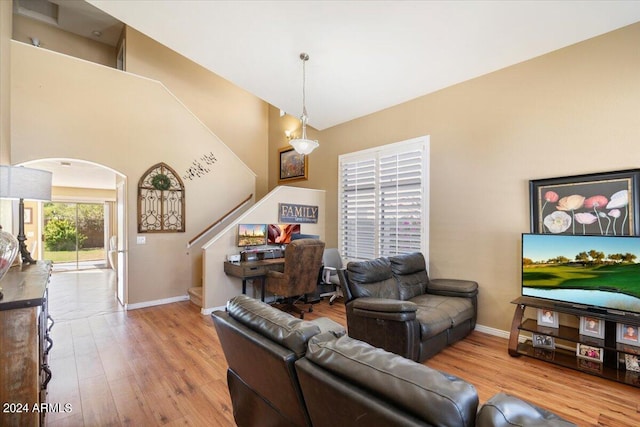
(530, 169, 640, 235)
(279, 146, 308, 183)
(24, 207, 33, 225)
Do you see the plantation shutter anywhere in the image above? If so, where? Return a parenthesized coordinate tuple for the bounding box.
(378, 148, 424, 255)
(339, 137, 429, 261)
(339, 156, 377, 260)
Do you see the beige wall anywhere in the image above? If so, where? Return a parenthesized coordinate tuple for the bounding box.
(202, 186, 325, 310)
(268, 110, 320, 191)
(12, 14, 116, 67)
(52, 186, 116, 202)
(269, 22, 640, 332)
(0, 0, 12, 165)
(125, 28, 270, 199)
(11, 41, 256, 305)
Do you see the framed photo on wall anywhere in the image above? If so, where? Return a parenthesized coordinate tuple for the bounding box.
(24, 207, 33, 224)
(279, 146, 308, 183)
(529, 169, 640, 235)
(580, 316, 605, 339)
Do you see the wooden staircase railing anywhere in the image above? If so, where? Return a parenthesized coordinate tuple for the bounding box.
(187, 194, 253, 248)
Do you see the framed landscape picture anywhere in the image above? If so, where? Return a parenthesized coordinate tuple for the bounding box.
(279, 146, 308, 183)
(530, 169, 640, 235)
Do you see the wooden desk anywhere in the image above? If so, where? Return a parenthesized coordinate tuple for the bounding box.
(224, 258, 285, 301)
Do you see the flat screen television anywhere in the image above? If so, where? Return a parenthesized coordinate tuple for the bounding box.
(237, 224, 267, 247)
(522, 233, 640, 315)
(267, 224, 301, 245)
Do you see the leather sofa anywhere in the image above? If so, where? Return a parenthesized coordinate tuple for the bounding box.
(338, 252, 478, 361)
(212, 295, 575, 427)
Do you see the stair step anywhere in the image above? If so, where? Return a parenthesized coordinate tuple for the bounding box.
(188, 286, 203, 307)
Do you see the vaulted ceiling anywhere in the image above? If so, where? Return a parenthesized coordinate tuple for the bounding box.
(87, 0, 640, 130)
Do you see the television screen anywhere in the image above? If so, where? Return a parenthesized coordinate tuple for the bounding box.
(522, 233, 640, 315)
(267, 224, 301, 245)
(237, 224, 267, 247)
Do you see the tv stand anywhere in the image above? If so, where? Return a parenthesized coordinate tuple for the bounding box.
(509, 296, 640, 388)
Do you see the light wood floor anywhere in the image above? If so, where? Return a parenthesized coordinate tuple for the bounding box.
(45, 270, 640, 426)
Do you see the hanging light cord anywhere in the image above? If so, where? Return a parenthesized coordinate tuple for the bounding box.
(300, 53, 309, 137)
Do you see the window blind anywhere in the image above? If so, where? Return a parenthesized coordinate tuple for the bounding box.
(339, 137, 429, 261)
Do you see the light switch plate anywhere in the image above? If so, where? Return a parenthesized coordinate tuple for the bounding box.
(137, 236, 146, 245)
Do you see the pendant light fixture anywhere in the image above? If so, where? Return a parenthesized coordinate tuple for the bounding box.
(289, 52, 319, 155)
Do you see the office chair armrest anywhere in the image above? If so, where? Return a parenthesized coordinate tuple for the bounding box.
(267, 270, 285, 279)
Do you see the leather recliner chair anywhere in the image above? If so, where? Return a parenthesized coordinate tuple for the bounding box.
(339, 252, 479, 361)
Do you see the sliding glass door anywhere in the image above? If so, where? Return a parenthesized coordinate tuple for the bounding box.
(43, 202, 106, 271)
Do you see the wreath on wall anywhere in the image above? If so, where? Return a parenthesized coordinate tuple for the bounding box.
(151, 173, 171, 191)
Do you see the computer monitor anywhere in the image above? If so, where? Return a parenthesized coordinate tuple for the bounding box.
(267, 224, 301, 244)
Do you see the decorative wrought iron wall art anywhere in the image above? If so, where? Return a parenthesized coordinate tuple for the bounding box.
(138, 162, 185, 233)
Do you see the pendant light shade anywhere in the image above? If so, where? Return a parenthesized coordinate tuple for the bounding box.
(289, 53, 319, 155)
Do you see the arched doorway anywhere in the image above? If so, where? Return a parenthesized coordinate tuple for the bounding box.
(21, 158, 128, 317)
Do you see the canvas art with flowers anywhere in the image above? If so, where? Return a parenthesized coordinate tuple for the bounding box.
(530, 170, 640, 236)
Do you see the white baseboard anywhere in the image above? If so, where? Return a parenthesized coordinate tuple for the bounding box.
(474, 323, 510, 339)
(126, 295, 189, 310)
(201, 305, 226, 316)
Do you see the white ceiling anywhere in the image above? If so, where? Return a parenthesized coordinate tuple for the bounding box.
(22, 159, 119, 190)
(88, 0, 640, 130)
(18, 1, 640, 189)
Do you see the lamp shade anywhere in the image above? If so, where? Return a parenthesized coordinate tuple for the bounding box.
(0, 165, 53, 201)
(290, 138, 319, 155)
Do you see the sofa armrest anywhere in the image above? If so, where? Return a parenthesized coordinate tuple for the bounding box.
(310, 317, 347, 337)
(351, 298, 417, 322)
(428, 278, 478, 298)
(477, 393, 576, 427)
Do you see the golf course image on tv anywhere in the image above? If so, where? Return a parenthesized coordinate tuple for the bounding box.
(522, 233, 640, 315)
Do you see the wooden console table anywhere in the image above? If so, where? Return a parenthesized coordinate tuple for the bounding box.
(0, 261, 53, 426)
(224, 259, 285, 301)
(509, 296, 640, 388)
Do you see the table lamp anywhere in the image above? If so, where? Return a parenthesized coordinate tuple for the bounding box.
(0, 165, 53, 264)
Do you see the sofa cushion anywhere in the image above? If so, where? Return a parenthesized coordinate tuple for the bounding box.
(227, 295, 322, 356)
(390, 253, 429, 300)
(412, 294, 475, 325)
(305, 333, 479, 427)
(346, 257, 400, 300)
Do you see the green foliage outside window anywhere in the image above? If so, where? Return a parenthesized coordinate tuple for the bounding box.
(44, 218, 87, 251)
(43, 203, 103, 251)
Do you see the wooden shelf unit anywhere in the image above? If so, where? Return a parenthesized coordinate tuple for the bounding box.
(509, 296, 640, 388)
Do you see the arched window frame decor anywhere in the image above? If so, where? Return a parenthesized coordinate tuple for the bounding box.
(138, 162, 185, 233)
